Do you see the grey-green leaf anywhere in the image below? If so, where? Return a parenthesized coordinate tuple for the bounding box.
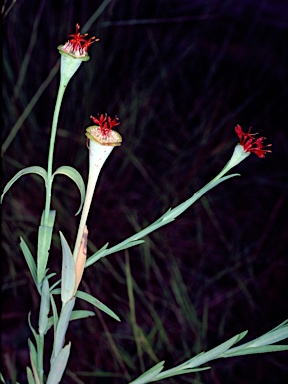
(19, 237, 37, 287)
(28, 339, 38, 374)
(52, 166, 86, 215)
(129, 361, 165, 384)
(37, 210, 56, 283)
(223, 344, 288, 357)
(59, 232, 76, 304)
(52, 298, 75, 361)
(26, 367, 36, 384)
(38, 278, 50, 335)
(47, 343, 71, 384)
(1, 166, 47, 203)
(69, 310, 95, 321)
(188, 332, 247, 368)
(76, 290, 120, 322)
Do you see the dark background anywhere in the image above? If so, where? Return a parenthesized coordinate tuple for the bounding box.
(2, 0, 288, 383)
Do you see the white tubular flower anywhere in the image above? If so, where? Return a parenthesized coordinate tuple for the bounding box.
(57, 23, 99, 86)
(73, 114, 122, 263)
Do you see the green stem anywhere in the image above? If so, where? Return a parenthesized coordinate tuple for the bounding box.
(44, 81, 67, 225)
(72, 142, 114, 262)
(37, 334, 45, 384)
(72, 155, 102, 262)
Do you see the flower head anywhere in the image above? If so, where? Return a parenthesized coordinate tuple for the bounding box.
(235, 125, 272, 158)
(86, 114, 122, 146)
(58, 23, 99, 61)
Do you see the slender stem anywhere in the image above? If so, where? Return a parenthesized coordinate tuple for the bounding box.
(72, 159, 101, 262)
(44, 81, 67, 225)
(37, 334, 44, 384)
(73, 143, 114, 262)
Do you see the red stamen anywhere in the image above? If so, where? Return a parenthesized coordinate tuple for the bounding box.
(235, 125, 272, 158)
(90, 114, 120, 137)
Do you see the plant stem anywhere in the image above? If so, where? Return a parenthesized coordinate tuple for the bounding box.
(73, 143, 114, 262)
(44, 81, 67, 225)
(72, 156, 102, 262)
(37, 334, 44, 384)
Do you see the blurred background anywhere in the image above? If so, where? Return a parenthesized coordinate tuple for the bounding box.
(1, 0, 288, 383)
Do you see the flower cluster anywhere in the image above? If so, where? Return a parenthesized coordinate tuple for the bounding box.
(235, 125, 272, 158)
(86, 114, 122, 146)
(60, 23, 99, 59)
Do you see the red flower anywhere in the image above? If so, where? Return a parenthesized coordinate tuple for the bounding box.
(61, 24, 99, 58)
(235, 125, 272, 158)
(90, 114, 120, 137)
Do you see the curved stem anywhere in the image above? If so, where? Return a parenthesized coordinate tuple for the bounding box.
(44, 81, 67, 224)
(73, 143, 114, 262)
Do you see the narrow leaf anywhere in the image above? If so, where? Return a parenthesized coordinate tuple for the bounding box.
(52, 298, 75, 361)
(86, 240, 145, 267)
(28, 313, 39, 345)
(188, 332, 247, 368)
(52, 166, 86, 215)
(152, 366, 210, 381)
(26, 367, 36, 384)
(223, 344, 288, 357)
(19, 237, 37, 287)
(28, 339, 39, 382)
(50, 294, 59, 339)
(1, 166, 47, 203)
(226, 321, 288, 355)
(70, 310, 95, 321)
(38, 278, 50, 335)
(47, 343, 71, 384)
(76, 290, 120, 322)
(46, 310, 95, 332)
(74, 226, 88, 294)
(59, 232, 76, 304)
(85, 174, 240, 268)
(129, 361, 165, 384)
(162, 174, 239, 222)
(37, 210, 56, 283)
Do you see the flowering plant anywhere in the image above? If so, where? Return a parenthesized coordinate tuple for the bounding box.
(1, 23, 287, 384)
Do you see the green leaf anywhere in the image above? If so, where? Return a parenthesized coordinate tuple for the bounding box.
(187, 331, 248, 369)
(85, 240, 144, 267)
(28, 313, 39, 345)
(46, 310, 95, 333)
(1, 166, 47, 203)
(129, 361, 165, 384)
(19, 237, 38, 287)
(85, 242, 109, 267)
(223, 344, 288, 357)
(50, 293, 59, 339)
(70, 310, 95, 321)
(26, 367, 36, 384)
(37, 210, 56, 283)
(86, 175, 239, 267)
(38, 278, 50, 335)
(151, 367, 210, 381)
(161, 174, 239, 222)
(59, 232, 76, 303)
(47, 342, 71, 384)
(52, 166, 86, 215)
(223, 321, 288, 356)
(76, 290, 121, 322)
(52, 299, 75, 361)
(28, 339, 38, 374)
